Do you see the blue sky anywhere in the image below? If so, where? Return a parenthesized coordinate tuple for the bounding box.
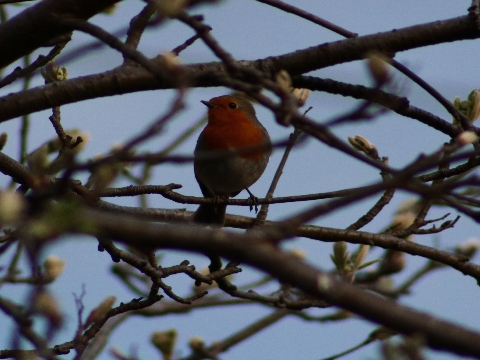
(1, 1, 480, 359)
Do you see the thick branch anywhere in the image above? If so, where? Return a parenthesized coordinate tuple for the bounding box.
(61, 208, 480, 358)
(0, 15, 479, 122)
(0, 0, 120, 68)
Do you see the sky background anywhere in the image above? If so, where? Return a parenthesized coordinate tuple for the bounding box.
(1, 1, 480, 359)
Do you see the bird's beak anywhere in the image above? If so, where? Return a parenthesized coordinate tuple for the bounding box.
(201, 100, 215, 108)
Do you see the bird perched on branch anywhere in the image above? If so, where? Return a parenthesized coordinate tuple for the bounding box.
(193, 95, 272, 226)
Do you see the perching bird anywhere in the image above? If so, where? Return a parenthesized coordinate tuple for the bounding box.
(193, 95, 272, 226)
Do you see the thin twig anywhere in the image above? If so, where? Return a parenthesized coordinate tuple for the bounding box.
(259, 0, 472, 132)
(254, 127, 303, 226)
(390, 60, 471, 130)
(124, 3, 156, 62)
(256, 0, 357, 38)
(293, 75, 460, 138)
(18, 55, 32, 164)
(55, 18, 168, 83)
(0, 42, 68, 89)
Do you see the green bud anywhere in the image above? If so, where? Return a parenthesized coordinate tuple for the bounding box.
(331, 241, 351, 273)
(41, 61, 68, 84)
(455, 238, 480, 258)
(27, 144, 49, 175)
(453, 90, 480, 124)
(366, 52, 390, 84)
(368, 326, 397, 341)
(352, 244, 370, 271)
(0, 133, 7, 151)
(188, 336, 205, 351)
(155, 0, 187, 17)
(151, 329, 178, 360)
(467, 90, 480, 121)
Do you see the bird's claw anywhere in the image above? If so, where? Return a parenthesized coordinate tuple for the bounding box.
(246, 188, 260, 213)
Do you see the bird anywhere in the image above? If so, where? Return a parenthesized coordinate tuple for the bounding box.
(193, 95, 272, 226)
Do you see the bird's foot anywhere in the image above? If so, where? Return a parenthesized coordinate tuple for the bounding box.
(246, 188, 259, 213)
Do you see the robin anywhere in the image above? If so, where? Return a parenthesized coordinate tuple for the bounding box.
(193, 95, 272, 226)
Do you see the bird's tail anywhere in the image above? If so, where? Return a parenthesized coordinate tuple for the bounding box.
(193, 203, 227, 227)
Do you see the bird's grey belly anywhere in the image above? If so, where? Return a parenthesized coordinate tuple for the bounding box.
(194, 155, 268, 195)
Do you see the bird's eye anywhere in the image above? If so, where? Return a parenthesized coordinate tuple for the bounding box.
(228, 102, 238, 109)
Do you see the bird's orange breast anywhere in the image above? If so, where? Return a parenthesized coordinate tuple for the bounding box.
(201, 110, 267, 161)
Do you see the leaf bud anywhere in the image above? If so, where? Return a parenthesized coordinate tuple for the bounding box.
(43, 255, 66, 282)
(41, 61, 68, 84)
(456, 131, 478, 146)
(0, 190, 26, 224)
(155, 0, 187, 17)
(188, 336, 205, 351)
(366, 52, 390, 85)
(34, 291, 63, 327)
(151, 329, 178, 360)
(348, 135, 378, 158)
(85, 296, 116, 326)
(0, 133, 7, 151)
(275, 70, 292, 93)
(292, 88, 310, 107)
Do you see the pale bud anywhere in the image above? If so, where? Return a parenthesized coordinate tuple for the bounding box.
(163, 51, 182, 72)
(456, 131, 478, 146)
(0, 190, 26, 224)
(41, 61, 68, 84)
(34, 291, 63, 327)
(85, 296, 116, 326)
(43, 255, 66, 282)
(390, 199, 420, 241)
(366, 52, 390, 85)
(151, 329, 178, 360)
(155, 0, 187, 17)
(395, 198, 420, 215)
(109, 348, 127, 359)
(290, 248, 307, 259)
(292, 88, 310, 107)
(193, 267, 217, 293)
(348, 135, 378, 156)
(48, 129, 90, 154)
(455, 238, 480, 258)
(275, 70, 292, 93)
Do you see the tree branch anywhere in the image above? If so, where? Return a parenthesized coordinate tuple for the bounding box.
(0, 15, 479, 122)
(0, 0, 119, 68)
(56, 207, 480, 359)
